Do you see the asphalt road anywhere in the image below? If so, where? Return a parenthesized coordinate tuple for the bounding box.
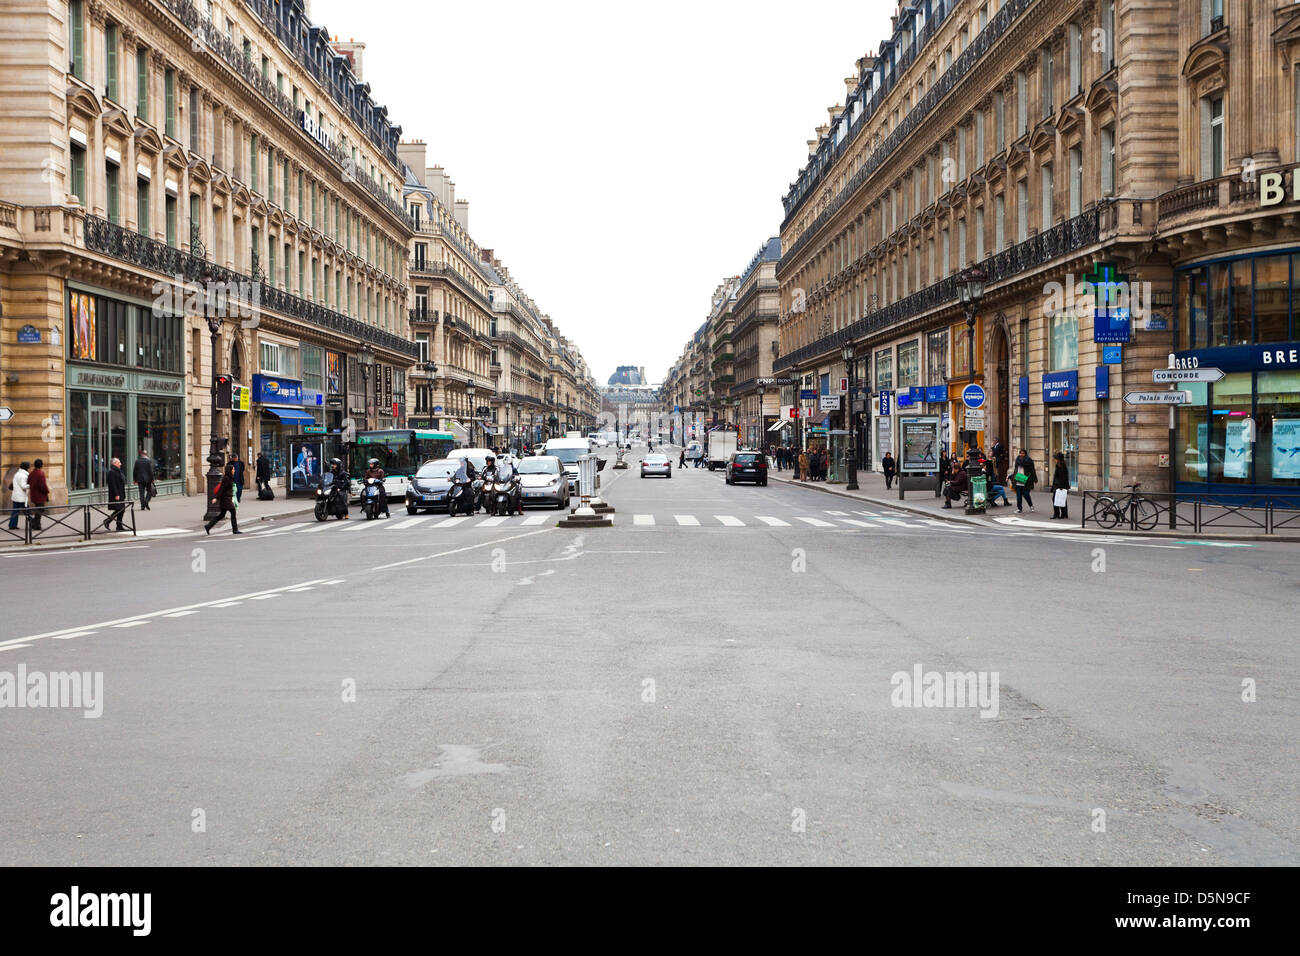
(1, 448, 1296, 865)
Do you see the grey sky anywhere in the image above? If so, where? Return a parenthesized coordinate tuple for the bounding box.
(312, 0, 894, 383)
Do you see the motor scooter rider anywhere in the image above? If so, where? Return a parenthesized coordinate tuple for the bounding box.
(364, 457, 390, 517)
(326, 458, 349, 518)
(451, 457, 479, 513)
(495, 457, 523, 515)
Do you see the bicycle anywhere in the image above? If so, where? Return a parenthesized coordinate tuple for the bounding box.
(1090, 482, 1159, 530)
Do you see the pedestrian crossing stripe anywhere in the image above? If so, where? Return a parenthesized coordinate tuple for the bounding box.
(634, 514, 655, 526)
(714, 515, 744, 526)
(795, 517, 835, 527)
(674, 515, 700, 526)
(755, 516, 790, 526)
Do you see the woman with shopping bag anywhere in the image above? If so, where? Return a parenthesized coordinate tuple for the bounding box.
(1050, 452, 1071, 519)
(1011, 449, 1037, 513)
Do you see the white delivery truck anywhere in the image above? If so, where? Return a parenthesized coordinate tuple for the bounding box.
(705, 428, 739, 471)
(541, 435, 603, 494)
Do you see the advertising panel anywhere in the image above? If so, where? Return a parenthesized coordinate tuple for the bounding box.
(901, 417, 941, 472)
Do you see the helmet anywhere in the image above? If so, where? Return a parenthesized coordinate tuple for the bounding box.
(368, 458, 379, 467)
(330, 458, 342, 467)
(485, 454, 496, 463)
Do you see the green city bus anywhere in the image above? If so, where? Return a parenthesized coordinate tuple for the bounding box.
(346, 429, 456, 501)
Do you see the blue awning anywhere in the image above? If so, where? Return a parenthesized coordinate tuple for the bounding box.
(263, 406, 317, 427)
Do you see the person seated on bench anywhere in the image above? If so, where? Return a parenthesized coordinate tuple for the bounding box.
(942, 463, 968, 509)
(989, 480, 1011, 507)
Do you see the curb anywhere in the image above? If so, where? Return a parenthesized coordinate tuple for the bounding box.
(766, 475, 1298, 543)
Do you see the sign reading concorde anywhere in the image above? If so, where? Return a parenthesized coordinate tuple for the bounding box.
(1153, 367, 1225, 384)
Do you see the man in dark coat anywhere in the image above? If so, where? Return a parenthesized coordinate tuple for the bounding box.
(991, 437, 1009, 485)
(255, 452, 272, 495)
(882, 452, 897, 489)
(132, 449, 154, 510)
(230, 452, 245, 502)
(104, 457, 127, 531)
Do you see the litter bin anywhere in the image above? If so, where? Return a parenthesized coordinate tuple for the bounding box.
(969, 474, 988, 510)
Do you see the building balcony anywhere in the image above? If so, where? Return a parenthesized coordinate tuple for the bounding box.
(82, 213, 416, 359)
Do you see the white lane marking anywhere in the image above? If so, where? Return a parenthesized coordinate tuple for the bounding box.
(880, 519, 916, 528)
(319, 579, 346, 586)
(0, 577, 331, 651)
(825, 510, 849, 516)
(111, 621, 150, 629)
(795, 517, 834, 527)
(287, 586, 315, 592)
(250, 594, 279, 601)
(0, 645, 32, 652)
(674, 515, 700, 526)
(3, 545, 151, 557)
(430, 517, 470, 529)
(520, 515, 547, 526)
(477, 516, 508, 528)
(389, 516, 432, 530)
(715, 515, 745, 527)
(634, 514, 655, 526)
(212, 602, 243, 608)
(369, 528, 552, 573)
(754, 516, 791, 527)
(853, 510, 880, 517)
(251, 523, 311, 535)
(337, 519, 385, 532)
(839, 519, 877, 528)
(296, 522, 338, 533)
(163, 610, 198, 618)
(136, 527, 197, 537)
(51, 631, 96, 640)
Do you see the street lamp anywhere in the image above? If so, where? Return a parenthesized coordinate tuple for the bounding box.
(956, 265, 988, 514)
(357, 342, 376, 432)
(757, 382, 767, 452)
(466, 379, 477, 448)
(202, 271, 226, 523)
(841, 343, 859, 491)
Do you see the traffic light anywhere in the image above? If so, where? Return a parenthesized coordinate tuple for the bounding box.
(215, 375, 233, 409)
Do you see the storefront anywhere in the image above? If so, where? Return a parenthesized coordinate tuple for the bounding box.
(64, 285, 186, 503)
(1173, 249, 1300, 498)
(253, 373, 315, 482)
(1042, 370, 1079, 489)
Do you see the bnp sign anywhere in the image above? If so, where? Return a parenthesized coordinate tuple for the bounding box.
(1261, 169, 1300, 208)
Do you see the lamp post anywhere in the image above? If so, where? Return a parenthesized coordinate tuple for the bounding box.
(466, 379, 477, 448)
(841, 343, 859, 491)
(757, 382, 767, 453)
(202, 271, 226, 523)
(357, 343, 376, 433)
(956, 265, 988, 515)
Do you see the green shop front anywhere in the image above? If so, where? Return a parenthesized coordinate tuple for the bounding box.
(64, 284, 186, 504)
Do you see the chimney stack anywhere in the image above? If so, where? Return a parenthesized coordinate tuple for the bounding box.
(397, 140, 427, 184)
(453, 199, 469, 233)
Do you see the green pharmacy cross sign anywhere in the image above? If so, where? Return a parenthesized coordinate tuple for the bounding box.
(1087, 261, 1132, 344)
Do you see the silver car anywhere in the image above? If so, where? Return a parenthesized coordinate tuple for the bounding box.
(640, 453, 672, 478)
(517, 455, 571, 509)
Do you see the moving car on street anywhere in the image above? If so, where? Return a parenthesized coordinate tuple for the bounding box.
(725, 451, 769, 486)
(404, 458, 461, 514)
(640, 453, 672, 478)
(517, 455, 571, 509)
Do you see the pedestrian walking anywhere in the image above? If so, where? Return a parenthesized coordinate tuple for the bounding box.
(8, 461, 30, 530)
(1050, 452, 1071, 520)
(27, 458, 50, 530)
(103, 457, 127, 531)
(1011, 449, 1037, 513)
(798, 450, 809, 481)
(882, 451, 897, 490)
(255, 451, 272, 496)
(679, 448, 686, 468)
(205, 462, 242, 535)
(132, 448, 155, 510)
(230, 452, 246, 503)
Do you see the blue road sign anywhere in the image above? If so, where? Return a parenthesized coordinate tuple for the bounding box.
(962, 384, 986, 409)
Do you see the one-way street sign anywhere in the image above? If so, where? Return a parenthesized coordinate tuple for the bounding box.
(1153, 368, 1225, 384)
(0, 407, 13, 423)
(1124, 391, 1192, 405)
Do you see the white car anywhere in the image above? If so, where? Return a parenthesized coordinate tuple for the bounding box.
(588, 436, 609, 447)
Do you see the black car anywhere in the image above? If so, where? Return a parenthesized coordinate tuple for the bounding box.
(725, 452, 768, 486)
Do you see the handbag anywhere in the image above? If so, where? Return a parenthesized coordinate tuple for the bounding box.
(1014, 471, 1028, 485)
(1053, 488, 1069, 508)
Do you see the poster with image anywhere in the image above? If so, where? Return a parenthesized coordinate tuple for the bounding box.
(290, 441, 322, 491)
(1223, 419, 1249, 479)
(71, 292, 96, 360)
(326, 352, 342, 394)
(901, 417, 940, 472)
(1273, 420, 1300, 480)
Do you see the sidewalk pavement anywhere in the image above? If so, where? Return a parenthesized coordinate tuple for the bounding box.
(132, 487, 314, 534)
(765, 465, 1295, 541)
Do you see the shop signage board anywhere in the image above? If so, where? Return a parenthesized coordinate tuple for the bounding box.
(252, 374, 303, 404)
(1096, 365, 1110, 400)
(878, 391, 891, 416)
(819, 395, 841, 411)
(1018, 376, 1029, 405)
(925, 385, 948, 403)
(1152, 367, 1225, 384)
(962, 384, 986, 409)
(838, 377, 849, 394)
(1123, 391, 1193, 405)
(1102, 346, 1123, 364)
(1173, 344, 1300, 372)
(1042, 371, 1078, 403)
(799, 389, 817, 400)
